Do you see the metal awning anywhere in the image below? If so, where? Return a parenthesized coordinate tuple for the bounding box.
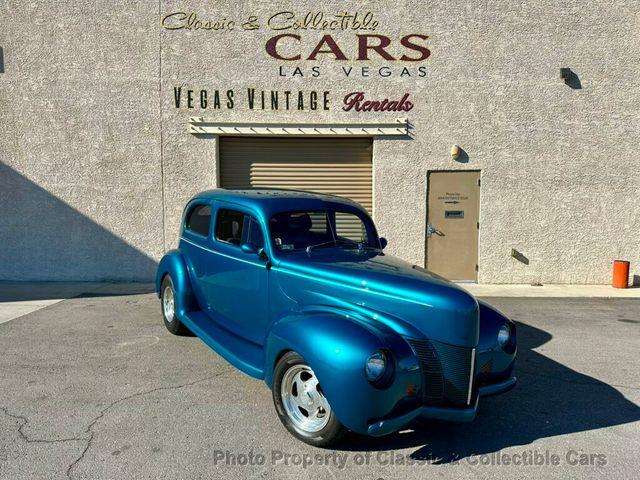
(188, 118, 410, 137)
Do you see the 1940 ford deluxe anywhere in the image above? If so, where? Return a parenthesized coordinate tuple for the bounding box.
(156, 189, 516, 446)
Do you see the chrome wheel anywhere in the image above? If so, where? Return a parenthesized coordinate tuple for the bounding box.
(280, 364, 331, 433)
(162, 285, 175, 323)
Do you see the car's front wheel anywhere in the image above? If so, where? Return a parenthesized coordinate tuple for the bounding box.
(272, 351, 346, 447)
(160, 275, 190, 336)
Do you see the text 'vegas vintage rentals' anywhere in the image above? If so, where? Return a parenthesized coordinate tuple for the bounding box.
(156, 189, 517, 446)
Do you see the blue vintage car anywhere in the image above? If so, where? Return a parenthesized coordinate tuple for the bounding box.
(156, 189, 516, 446)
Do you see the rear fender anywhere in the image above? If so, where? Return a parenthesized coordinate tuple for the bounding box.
(156, 249, 197, 318)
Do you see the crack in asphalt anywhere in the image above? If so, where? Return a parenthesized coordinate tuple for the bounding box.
(0, 406, 87, 445)
(64, 370, 230, 479)
(1, 370, 231, 480)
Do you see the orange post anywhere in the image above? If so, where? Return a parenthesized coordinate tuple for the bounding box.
(612, 260, 630, 288)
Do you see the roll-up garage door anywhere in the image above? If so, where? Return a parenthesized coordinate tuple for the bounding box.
(219, 137, 373, 213)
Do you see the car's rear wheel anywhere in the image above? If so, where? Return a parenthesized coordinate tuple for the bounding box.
(272, 351, 346, 447)
(160, 276, 189, 336)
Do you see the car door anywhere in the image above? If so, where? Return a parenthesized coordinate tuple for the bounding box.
(179, 201, 214, 311)
(202, 204, 270, 345)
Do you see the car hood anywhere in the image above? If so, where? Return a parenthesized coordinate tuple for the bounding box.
(274, 248, 479, 347)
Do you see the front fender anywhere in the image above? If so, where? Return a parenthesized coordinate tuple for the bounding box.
(264, 312, 420, 434)
(476, 300, 517, 386)
(156, 249, 197, 319)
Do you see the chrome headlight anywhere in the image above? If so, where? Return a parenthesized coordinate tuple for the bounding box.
(497, 324, 511, 347)
(365, 351, 387, 382)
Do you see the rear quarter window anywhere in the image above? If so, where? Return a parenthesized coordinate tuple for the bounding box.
(185, 204, 212, 236)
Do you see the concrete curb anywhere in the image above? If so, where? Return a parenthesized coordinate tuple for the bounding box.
(459, 284, 640, 298)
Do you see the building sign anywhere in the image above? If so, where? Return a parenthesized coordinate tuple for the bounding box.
(162, 11, 381, 32)
(342, 93, 413, 112)
(173, 87, 414, 112)
(164, 10, 428, 113)
(438, 192, 469, 203)
(265, 33, 430, 62)
(173, 88, 330, 111)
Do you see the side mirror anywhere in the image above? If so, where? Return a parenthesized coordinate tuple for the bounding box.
(379, 237, 388, 250)
(241, 243, 258, 254)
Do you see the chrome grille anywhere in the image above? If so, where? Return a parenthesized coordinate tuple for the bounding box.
(406, 338, 475, 407)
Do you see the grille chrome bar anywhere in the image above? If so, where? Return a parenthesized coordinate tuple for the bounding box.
(467, 348, 476, 405)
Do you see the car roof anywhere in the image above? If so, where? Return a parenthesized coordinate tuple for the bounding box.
(190, 188, 367, 218)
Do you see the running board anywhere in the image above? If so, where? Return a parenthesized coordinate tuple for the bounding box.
(181, 310, 265, 379)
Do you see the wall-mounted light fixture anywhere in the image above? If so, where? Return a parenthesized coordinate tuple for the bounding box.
(450, 145, 461, 160)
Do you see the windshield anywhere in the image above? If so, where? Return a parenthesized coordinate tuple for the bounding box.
(270, 210, 378, 252)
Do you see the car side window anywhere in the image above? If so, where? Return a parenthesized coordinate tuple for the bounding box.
(215, 209, 245, 245)
(185, 204, 212, 236)
(245, 217, 264, 250)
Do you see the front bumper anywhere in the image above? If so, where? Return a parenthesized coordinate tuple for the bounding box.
(367, 376, 516, 436)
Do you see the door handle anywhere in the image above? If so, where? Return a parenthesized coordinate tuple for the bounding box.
(427, 223, 445, 237)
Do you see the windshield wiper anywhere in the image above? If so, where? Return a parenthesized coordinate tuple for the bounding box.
(335, 239, 361, 248)
(305, 239, 380, 253)
(305, 240, 338, 253)
(336, 239, 384, 251)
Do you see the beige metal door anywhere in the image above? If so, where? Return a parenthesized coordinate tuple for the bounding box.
(426, 171, 480, 281)
(219, 137, 372, 212)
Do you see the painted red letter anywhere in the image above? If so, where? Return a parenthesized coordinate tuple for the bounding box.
(357, 34, 395, 61)
(265, 34, 301, 61)
(307, 35, 348, 60)
(399, 34, 431, 61)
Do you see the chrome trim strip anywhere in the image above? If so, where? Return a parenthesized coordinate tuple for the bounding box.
(467, 348, 476, 405)
(179, 237, 266, 268)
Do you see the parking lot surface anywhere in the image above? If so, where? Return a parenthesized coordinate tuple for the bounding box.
(0, 285, 638, 479)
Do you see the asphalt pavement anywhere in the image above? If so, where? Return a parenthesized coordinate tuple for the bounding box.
(0, 284, 638, 479)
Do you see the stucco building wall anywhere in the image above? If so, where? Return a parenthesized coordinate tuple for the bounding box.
(1, 0, 638, 283)
(0, 1, 163, 281)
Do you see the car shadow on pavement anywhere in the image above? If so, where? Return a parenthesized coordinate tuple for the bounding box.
(339, 321, 640, 464)
(74, 283, 157, 298)
(0, 282, 156, 302)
